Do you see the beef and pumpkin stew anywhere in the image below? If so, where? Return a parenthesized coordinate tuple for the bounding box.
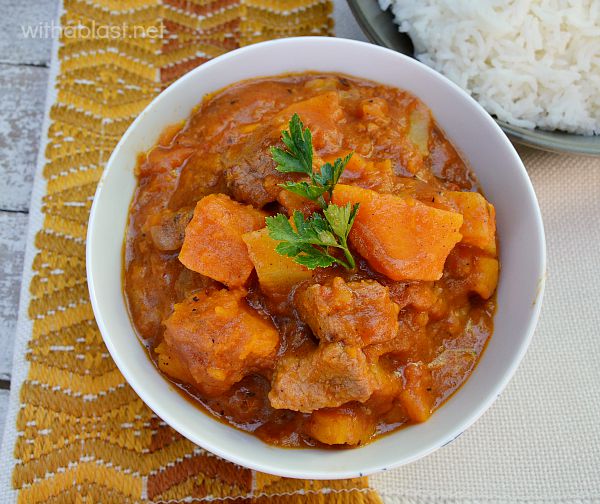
(124, 73, 498, 448)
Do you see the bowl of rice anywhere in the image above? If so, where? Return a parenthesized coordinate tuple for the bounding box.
(348, 0, 600, 155)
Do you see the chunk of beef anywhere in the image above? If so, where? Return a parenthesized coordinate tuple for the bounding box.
(295, 277, 400, 347)
(269, 342, 375, 413)
(223, 125, 283, 208)
(138, 144, 195, 177)
(163, 289, 279, 397)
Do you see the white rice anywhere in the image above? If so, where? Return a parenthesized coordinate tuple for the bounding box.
(380, 0, 600, 135)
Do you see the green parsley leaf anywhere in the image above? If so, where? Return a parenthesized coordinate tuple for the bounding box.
(278, 180, 327, 202)
(313, 153, 353, 199)
(265, 114, 360, 270)
(271, 114, 352, 209)
(265, 213, 298, 243)
(323, 202, 360, 268)
(270, 113, 313, 175)
(266, 209, 358, 270)
(323, 203, 353, 240)
(278, 244, 338, 269)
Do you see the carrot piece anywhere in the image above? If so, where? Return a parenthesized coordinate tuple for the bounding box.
(332, 184, 463, 281)
(179, 193, 266, 287)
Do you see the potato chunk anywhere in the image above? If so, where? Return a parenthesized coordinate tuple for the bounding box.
(163, 289, 279, 397)
(408, 102, 432, 156)
(365, 362, 403, 414)
(332, 184, 463, 281)
(446, 246, 499, 299)
(469, 256, 499, 299)
(269, 342, 375, 413)
(178, 194, 266, 287)
(306, 404, 375, 446)
(443, 191, 496, 255)
(399, 362, 434, 423)
(358, 97, 389, 119)
(295, 277, 399, 347)
(242, 227, 312, 298)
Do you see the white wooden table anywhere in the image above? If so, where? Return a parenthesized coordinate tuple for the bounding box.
(0, 0, 58, 440)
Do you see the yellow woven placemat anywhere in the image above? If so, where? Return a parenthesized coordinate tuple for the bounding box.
(9, 1, 382, 502)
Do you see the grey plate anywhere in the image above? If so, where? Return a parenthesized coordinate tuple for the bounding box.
(347, 0, 600, 156)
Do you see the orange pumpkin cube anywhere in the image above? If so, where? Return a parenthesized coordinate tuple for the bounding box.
(179, 193, 266, 287)
(163, 289, 279, 397)
(155, 341, 193, 383)
(332, 184, 463, 281)
(275, 92, 343, 150)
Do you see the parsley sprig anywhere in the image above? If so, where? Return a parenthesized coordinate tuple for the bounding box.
(266, 204, 359, 269)
(266, 113, 359, 270)
(270, 114, 353, 210)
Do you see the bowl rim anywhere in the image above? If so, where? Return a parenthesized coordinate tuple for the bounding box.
(347, 0, 600, 156)
(86, 36, 547, 479)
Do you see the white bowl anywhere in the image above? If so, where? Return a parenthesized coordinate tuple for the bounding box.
(87, 37, 546, 479)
